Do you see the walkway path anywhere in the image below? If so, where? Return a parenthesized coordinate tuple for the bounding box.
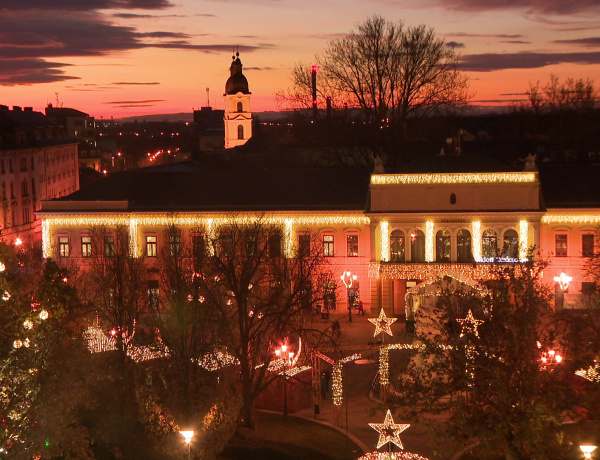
(291, 309, 447, 460)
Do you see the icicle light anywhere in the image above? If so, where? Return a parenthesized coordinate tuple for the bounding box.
(380, 221, 389, 262)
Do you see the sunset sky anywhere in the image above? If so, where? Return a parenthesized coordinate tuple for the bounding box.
(1, 0, 599, 119)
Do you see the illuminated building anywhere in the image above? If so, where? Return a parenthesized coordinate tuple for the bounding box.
(38, 152, 600, 315)
(224, 51, 252, 149)
(0, 105, 79, 245)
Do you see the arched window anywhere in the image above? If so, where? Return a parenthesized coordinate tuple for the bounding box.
(237, 125, 244, 140)
(482, 229, 498, 259)
(436, 229, 451, 262)
(237, 101, 243, 112)
(410, 230, 425, 263)
(390, 230, 405, 263)
(503, 229, 519, 258)
(457, 229, 472, 262)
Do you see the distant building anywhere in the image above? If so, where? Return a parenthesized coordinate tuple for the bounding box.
(224, 52, 252, 149)
(193, 106, 225, 152)
(0, 105, 79, 245)
(45, 105, 96, 147)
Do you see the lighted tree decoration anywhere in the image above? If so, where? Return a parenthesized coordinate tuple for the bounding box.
(361, 410, 430, 460)
(456, 309, 483, 338)
(369, 309, 398, 341)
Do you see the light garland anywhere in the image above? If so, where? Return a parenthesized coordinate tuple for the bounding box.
(472, 221, 481, 262)
(575, 363, 600, 383)
(359, 453, 430, 460)
(41, 213, 370, 258)
(369, 409, 410, 450)
(380, 347, 390, 385)
(371, 172, 536, 185)
(457, 310, 484, 338)
(425, 221, 434, 262)
(380, 221, 390, 262)
(369, 309, 398, 337)
(541, 214, 600, 225)
(519, 220, 528, 262)
(332, 363, 343, 406)
(369, 262, 506, 281)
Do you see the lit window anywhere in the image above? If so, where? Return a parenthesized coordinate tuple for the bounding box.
(410, 230, 425, 262)
(582, 234, 595, 257)
(298, 233, 311, 257)
(104, 236, 115, 257)
(58, 236, 70, 258)
(456, 229, 472, 262)
(169, 235, 181, 257)
(81, 236, 92, 257)
(555, 234, 567, 257)
(323, 235, 334, 257)
(390, 230, 405, 262)
(148, 280, 159, 308)
(146, 236, 157, 257)
(482, 230, 498, 259)
(503, 229, 519, 258)
(347, 235, 358, 257)
(436, 230, 451, 262)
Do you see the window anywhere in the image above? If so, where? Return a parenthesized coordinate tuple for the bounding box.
(169, 235, 181, 257)
(10, 182, 14, 199)
(0, 160, 4, 174)
(148, 280, 159, 308)
(555, 234, 567, 257)
(456, 229, 472, 262)
(219, 232, 233, 258)
(410, 230, 425, 262)
(81, 236, 92, 257)
(237, 101, 243, 112)
(582, 234, 595, 257)
(347, 235, 358, 257)
(450, 193, 457, 205)
(104, 236, 115, 257)
(245, 234, 257, 257)
(21, 179, 28, 197)
(58, 236, 70, 258)
(482, 229, 498, 259)
(269, 231, 282, 259)
(237, 125, 244, 140)
(503, 230, 519, 258)
(323, 235, 334, 257)
(22, 207, 30, 224)
(390, 230, 405, 263)
(20, 157, 27, 172)
(582, 282, 597, 295)
(298, 233, 311, 257)
(192, 232, 205, 258)
(436, 230, 451, 262)
(146, 236, 157, 257)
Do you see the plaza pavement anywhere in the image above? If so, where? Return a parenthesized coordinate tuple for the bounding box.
(290, 308, 449, 460)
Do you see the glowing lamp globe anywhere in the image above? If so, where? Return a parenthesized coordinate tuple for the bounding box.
(179, 430, 194, 444)
(580, 445, 597, 459)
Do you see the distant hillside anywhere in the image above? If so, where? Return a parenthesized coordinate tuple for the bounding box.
(116, 110, 295, 123)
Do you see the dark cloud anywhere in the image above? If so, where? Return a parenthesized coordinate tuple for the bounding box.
(460, 51, 600, 71)
(0, 7, 267, 85)
(0, 0, 173, 11)
(436, 0, 600, 15)
(553, 37, 600, 47)
(104, 99, 165, 105)
(113, 13, 215, 18)
(446, 41, 465, 48)
(446, 32, 524, 39)
(111, 82, 161, 85)
(500, 40, 531, 44)
(244, 67, 275, 71)
(0, 58, 78, 85)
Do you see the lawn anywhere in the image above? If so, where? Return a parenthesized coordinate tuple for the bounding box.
(220, 411, 363, 460)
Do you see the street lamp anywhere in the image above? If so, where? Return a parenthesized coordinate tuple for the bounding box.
(179, 430, 194, 459)
(275, 344, 295, 418)
(581, 445, 597, 459)
(340, 270, 357, 323)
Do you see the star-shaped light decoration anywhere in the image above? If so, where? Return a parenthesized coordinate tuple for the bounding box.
(457, 309, 484, 338)
(369, 409, 410, 450)
(369, 309, 398, 337)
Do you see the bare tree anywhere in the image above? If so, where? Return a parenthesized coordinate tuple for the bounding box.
(277, 16, 470, 163)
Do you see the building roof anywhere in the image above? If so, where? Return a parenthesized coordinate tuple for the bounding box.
(393, 153, 521, 173)
(45, 161, 372, 212)
(225, 53, 250, 95)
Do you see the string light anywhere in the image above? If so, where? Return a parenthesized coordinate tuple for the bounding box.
(2, 291, 10, 301)
(457, 310, 484, 338)
(519, 220, 528, 262)
(575, 363, 600, 383)
(369, 309, 398, 337)
(371, 172, 536, 185)
(380, 221, 390, 262)
(23, 320, 33, 330)
(359, 453, 430, 460)
(425, 221, 434, 262)
(472, 221, 481, 262)
(369, 262, 505, 281)
(368, 409, 410, 450)
(541, 214, 600, 224)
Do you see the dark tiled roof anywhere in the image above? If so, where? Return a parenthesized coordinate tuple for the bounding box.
(54, 161, 371, 212)
(538, 165, 600, 208)
(394, 153, 520, 173)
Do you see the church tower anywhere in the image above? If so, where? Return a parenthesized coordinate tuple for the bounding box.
(224, 51, 252, 149)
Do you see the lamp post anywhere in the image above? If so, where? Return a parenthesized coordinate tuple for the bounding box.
(340, 270, 357, 323)
(581, 445, 597, 459)
(275, 344, 295, 419)
(179, 430, 194, 459)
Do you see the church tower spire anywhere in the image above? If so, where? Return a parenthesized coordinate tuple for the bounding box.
(224, 51, 252, 149)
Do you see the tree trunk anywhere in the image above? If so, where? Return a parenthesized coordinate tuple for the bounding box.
(240, 397, 255, 429)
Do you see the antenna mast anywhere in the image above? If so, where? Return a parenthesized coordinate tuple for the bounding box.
(205, 87, 210, 108)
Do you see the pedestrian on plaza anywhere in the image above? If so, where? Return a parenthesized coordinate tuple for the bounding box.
(358, 300, 365, 316)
